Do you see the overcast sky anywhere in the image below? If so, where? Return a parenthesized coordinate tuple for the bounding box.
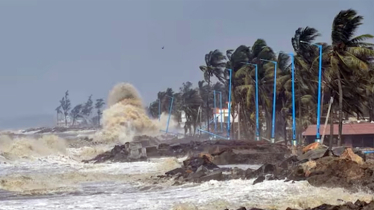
(0, 0, 372, 127)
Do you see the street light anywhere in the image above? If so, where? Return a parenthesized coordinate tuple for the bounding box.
(289, 53, 297, 146)
(260, 59, 277, 143)
(300, 41, 323, 143)
(227, 69, 233, 139)
(213, 90, 217, 133)
(165, 95, 174, 133)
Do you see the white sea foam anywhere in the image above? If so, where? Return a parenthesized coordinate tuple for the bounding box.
(0, 178, 371, 210)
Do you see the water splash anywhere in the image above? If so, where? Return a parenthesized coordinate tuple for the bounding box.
(0, 135, 66, 160)
(93, 83, 178, 144)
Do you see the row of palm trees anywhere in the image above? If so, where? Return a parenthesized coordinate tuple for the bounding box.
(148, 9, 374, 146)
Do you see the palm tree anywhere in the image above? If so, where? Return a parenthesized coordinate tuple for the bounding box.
(328, 9, 374, 146)
(55, 105, 62, 126)
(233, 39, 276, 139)
(200, 50, 226, 131)
(178, 82, 203, 135)
(291, 27, 330, 142)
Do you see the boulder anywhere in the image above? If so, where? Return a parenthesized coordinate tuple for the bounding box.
(297, 147, 329, 161)
(224, 200, 374, 210)
(301, 160, 317, 177)
(252, 175, 265, 185)
(340, 148, 364, 165)
(331, 146, 347, 156)
(302, 142, 324, 153)
(182, 155, 219, 172)
(82, 142, 147, 163)
(246, 164, 277, 179)
(197, 171, 224, 182)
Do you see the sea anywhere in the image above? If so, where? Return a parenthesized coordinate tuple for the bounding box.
(0, 129, 372, 210)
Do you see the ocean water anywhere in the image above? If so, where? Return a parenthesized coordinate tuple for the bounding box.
(0, 132, 372, 210)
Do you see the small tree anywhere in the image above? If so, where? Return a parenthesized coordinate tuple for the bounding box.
(70, 104, 83, 126)
(95, 98, 105, 126)
(55, 105, 62, 126)
(82, 95, 93, 124)
(60, 91, 71, 127)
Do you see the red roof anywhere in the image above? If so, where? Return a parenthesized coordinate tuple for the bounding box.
(303, 123, 374, 136)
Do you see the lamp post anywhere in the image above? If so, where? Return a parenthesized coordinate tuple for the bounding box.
(227, 69, 232, 139)
(213, 90, 217, 133)
(289, 53, 297, 146)
(219, 91, 223, 133)
(260, 59, 277, 143)
(165, 95, 174, 133)
(300, 41, 323, 143)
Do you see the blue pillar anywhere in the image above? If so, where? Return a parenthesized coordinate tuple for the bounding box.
(213, 90, 217, 133)
(315, 45, 323, 142)
(260, 59, 277, 143)
(219, 91, 223, 132)
(290, 53, 297, 146)
(166, 96, 174, 133)
(271, 62, 277, 143)
(254, 64, 260, 141)
(227, 69, 232, 139)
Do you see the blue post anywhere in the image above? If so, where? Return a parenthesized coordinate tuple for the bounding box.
(300, 41, 323, 143)
(227, 69, 232, 139)
(219, 91, 223, 132)
(254, 64, 260, 141)
(213, 90, 217, 133)
(315, 45, 323, 142)
(290, 53, 297, 146)
(260, 59, 277, 143)
(271, 62, 277, 143)
(158, 99, 161, 121)
(166, 96, 174, 133)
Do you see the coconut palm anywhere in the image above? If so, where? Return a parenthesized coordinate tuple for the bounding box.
(199, 50, 226, 131)
(234, 39, 276, 139)
(178, 82, 203, 135)
(327, 9, 374, 145)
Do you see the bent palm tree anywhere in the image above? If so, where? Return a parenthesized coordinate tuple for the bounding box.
(328, 9, 374, 146)
(200, 50, 226, 132)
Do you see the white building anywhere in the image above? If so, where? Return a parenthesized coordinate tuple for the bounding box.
(212, 107, 239, 123)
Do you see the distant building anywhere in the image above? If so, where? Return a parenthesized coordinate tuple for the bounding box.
(303, 123, 374, 147)
(212, 103, 239, 124)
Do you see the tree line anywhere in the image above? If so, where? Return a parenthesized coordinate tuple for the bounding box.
(55, 91, 105, 127)
(148, 9, 374, 146)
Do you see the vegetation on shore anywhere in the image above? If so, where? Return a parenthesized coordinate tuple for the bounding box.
(55, 91, 105, 127)
(148, 9, 374, 146)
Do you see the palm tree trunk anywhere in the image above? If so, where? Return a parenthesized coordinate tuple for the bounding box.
(64, 113, 68, 127)
(337, 72, 343, 146)
(283, 116, 287, 146)
(281, 99, 287, 145)
(329, 107, 334, 149)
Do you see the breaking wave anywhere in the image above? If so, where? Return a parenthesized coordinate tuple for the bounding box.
(93, 83, 178, 144)
(0, 135, 66, 160)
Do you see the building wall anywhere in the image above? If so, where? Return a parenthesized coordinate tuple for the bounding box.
(305, 134, 374, 147)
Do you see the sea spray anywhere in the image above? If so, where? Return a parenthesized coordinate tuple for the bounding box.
(93, 83, 178, 144)
(0, 135, 67, 160)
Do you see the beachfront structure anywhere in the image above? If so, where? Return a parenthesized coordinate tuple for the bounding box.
(212, 107, 239, 124)
(303, 123, 374, 147)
